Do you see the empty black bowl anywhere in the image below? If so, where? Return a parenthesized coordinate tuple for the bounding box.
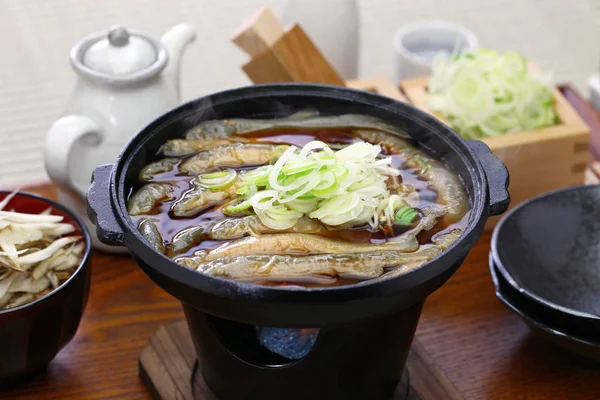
(491, 185, 600, 337)
(489, 257, 600, 363)
(0, 191, 92, 388)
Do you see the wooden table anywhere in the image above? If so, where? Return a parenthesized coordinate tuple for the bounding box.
(0, 185, 598, 400)
(3, 85, 600, 399)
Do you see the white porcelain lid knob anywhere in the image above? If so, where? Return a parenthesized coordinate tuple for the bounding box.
(107, 26, 130, 47)
(81, 26, 158, 75)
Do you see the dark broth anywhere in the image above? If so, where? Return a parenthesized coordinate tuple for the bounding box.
(131, 128, 468, 286)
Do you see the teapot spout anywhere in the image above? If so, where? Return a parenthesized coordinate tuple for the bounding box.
(161, 23, 196, 100)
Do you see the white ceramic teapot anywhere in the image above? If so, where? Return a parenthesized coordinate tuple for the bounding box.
(44, 24, 195, 252)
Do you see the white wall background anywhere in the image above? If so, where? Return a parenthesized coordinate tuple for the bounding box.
(0, 0, 599, 188)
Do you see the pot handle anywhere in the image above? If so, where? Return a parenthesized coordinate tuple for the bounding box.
(86, 164, 125, 246)
(467, 140, 510, 216)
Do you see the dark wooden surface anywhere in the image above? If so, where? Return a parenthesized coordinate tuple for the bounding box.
(138, 320, 462, 400)
(2, 85, 600, 399)
(3, 188, 599, 400)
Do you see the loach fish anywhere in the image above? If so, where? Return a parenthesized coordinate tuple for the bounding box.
(184, 110, 321, 140)
(408, 205, 448, 235)
(381, 229, 463, 279)
(171, 189, 229, 217)
(192, 174, 245, 195)
(177, 243, 444, 280)
(168, 223, 216, 257)
(423, 164, 469, 223)
(138, 219, 165, 254)
(184, 120, 237, 140)
(161, 138, 245, 157)
(139, 158, 180, 181)
(169, 216, 326, 256)
(184, 114, 410, 139)
(170, 174, 246, 218)
(403, 152, 469, 223)
(354, 129, 469, 223)
(352, 129, 412, 152)
(197, 233, 419, 262)
(179, 143, 283, 175)
(210, 216, 327, 240)
(127, 183, 174, 216)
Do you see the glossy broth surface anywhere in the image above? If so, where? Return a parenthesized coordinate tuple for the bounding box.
(130, 127, 468, 287)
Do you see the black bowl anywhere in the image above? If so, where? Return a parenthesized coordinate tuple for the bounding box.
(489, 257, 600, 363)
(491, 185, 600, 337)
(0, 191, 92, 387)
(86, 84, 509, 400)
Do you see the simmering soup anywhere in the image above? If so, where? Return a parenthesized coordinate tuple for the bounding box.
(127, 112, 470, 287)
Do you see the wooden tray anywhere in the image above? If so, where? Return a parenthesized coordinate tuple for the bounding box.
(401, 77, 591, 229)
(347, 76, 409, 103)
(139, 321, 464, 400)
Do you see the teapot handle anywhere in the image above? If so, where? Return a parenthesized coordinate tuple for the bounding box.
(44, 115, 102, 198)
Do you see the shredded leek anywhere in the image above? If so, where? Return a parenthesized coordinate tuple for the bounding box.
(428, 48, 558, 138)
(230, 141, 402, 229)
(222, 198, 252, 214)
(195, 169, 237, 190)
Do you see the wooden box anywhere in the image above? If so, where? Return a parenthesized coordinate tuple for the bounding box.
(346, 76, 409, 102)
(401, 76, 591, 229)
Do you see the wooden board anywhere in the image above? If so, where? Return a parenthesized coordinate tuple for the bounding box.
(400, 77, 591, 230)
(139, 320, 464, 400)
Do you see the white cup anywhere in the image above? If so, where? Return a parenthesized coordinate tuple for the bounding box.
(393, 20, 478, 83)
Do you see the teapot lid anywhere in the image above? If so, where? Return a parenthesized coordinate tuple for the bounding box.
(71, 26, 168, 85)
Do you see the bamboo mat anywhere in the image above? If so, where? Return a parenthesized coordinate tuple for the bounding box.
(0, 0, 598, 188)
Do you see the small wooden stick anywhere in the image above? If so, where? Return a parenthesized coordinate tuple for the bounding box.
(242, 50, 295, 84)
(242, 24, 345, 86)
(232, 7, 285, 58)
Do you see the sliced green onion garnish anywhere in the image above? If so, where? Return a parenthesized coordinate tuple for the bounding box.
(299, 140, 329, 158)
(282, 160, 319, 175)
(222, 198, 252, 214)
(256, 206, 302, 230)
(329, 164, 348, 177)
(229, 140, 403, 229)
(312, 153, 335, 165)
(296, 194, 317, 200)
(249, 190, 279, 210)
(287, 198, 319, 213)
(201, 171, 227, 179)
(196, 169, 237, 190)
(310, 170, 338, 198)
(244, 165, 271, 179)
(235, 183, 257, 196)
(395, 206, 418, 226)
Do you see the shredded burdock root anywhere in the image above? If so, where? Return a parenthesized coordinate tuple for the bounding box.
(0, 190, 84, 310)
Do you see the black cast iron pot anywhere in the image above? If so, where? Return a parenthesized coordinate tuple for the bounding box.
(87, 84, 509, 400)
